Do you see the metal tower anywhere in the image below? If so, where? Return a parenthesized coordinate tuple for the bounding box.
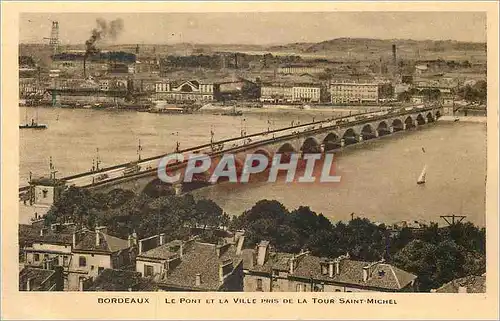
(44, 21, 59, 54)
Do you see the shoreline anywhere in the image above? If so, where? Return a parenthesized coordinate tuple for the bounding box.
(438, 115, 487, 123)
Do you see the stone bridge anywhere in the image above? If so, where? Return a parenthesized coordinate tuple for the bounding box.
(83, 106, 442, 195)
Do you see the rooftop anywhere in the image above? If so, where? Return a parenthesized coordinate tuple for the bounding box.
(86, 269, 157, 291)
(74, 231, 131, 254)
(137, 240, 183, 261)
(19, 267, 55, 291)
(19, 224, 73, 246)
(152, 241, 242, 291)
(435, 274, 486, 293)
(291, 256, 417, 291)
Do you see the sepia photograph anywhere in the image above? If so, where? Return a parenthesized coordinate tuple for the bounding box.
(2, 2, 499, 320)
(16, 10, 489, 293)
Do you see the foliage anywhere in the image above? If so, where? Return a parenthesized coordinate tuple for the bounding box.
(45, 189, 485, 292)
(457, 80, 487, 103)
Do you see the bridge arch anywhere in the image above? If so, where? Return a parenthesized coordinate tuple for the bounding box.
(301, 137, 322, 153)
(391, 119, 404, 132)
(276, 142, 297, 154)
(322, 132, 341, 152)
(377, 121, 390, 136)
(361, 124, 376, 140)
(342, 128, 359, 145)
(426, 112, 435, 123)
(404, 116, 415, 129)
(416, 113, 426, 125)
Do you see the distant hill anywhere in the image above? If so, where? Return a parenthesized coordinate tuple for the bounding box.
(267, 38, 486, 55)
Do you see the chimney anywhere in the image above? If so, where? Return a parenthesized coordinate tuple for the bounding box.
(458, 286, 467, 293)
(180, 242, 184, 258)
(79, 277, 85, 291)
(83, 56, 87, 79)
(216, 246, 221, 258)
(95, 231, 100, 247)
(159, 233, 165, 246)
(218, 264, 224, 284)
(195, 273, 202, 286)
(362, 266, 369, 282)
(138, 239, 143, 254)
(289, 256, 296, 274)
(236, 235, 245, 255)
(128, 235, 133, 248)
(72, 232, 77, 248)
(335, 259, 340, 275)
(234, 53, 238, 69)
(257, 241, 269, 266)
(40, 228, 47, 236)
(26, 277, 32, 291)
(328, 261, 334, 278)
(392, 44, 397, 65)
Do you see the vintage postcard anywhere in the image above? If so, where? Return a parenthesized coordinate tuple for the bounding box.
(1, 1, 499, 320)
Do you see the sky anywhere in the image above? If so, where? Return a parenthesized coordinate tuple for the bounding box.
(19, 12, 487, 46)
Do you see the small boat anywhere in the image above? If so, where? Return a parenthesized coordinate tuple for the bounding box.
(417, 165, 427, 185)
(221, 105, 243, 116)
(20, 121, 48, 129)
(19, 108, 48, 129)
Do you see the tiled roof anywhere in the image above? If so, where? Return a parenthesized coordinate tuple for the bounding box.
(19, 267, 55, 291)
(137, 240, 183, 260)
(74, 231, 130, 253)
(245, 250, 294, 273)
(19, 224, 73, 246)
(435, 275, 486, 293)
(87, 269, 157, 291)
(156, 242, 242, 291)
(291, 256, 417, 291)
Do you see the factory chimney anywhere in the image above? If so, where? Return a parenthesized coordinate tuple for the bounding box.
(234, 53, 238, 69)
(392, 44, 397, 65)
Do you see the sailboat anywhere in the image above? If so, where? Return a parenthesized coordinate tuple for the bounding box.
(417, 165, 427, 185)
(19, 107, 47, 129)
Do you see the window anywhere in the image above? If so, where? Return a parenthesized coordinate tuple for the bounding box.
(98, 267, 104, 275)
(256, 278, 263, 291)
(33, 254, 40, 262)
(63, 256, 69, 266)
(44, 254, 49, 260)
(79, 256, 87, 267)
(335, 289, 341, 292)
(42, 189, 48, 198)
(144, 264, 154, 277)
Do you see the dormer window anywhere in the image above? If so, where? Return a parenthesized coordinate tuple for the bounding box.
(42, 189, 48, 198)
(378, 270, 386, 277)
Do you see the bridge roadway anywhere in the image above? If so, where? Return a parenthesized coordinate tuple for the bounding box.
(19, 104, 442, 195)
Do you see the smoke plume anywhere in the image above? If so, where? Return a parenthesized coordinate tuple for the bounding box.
(85, 18, 124, 56)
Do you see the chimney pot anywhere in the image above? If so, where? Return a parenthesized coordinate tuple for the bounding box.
(328, 261, 334, 278)
(362, 266, 369, 282)
(289, 257, 295, 274)
(26, 277, 32, 291)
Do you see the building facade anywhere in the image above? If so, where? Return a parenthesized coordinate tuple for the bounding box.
(242, 241, 417, 292)
(68, 227, 137, 291)
(135, 234, 245, 291)
(278, 65, 324, 74)
(154, 80, 215, 102)
(260, 83, 321, 103)
(330, 82, 380, 104)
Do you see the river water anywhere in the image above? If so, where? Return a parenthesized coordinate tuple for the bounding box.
(19, 106, 486, 226)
